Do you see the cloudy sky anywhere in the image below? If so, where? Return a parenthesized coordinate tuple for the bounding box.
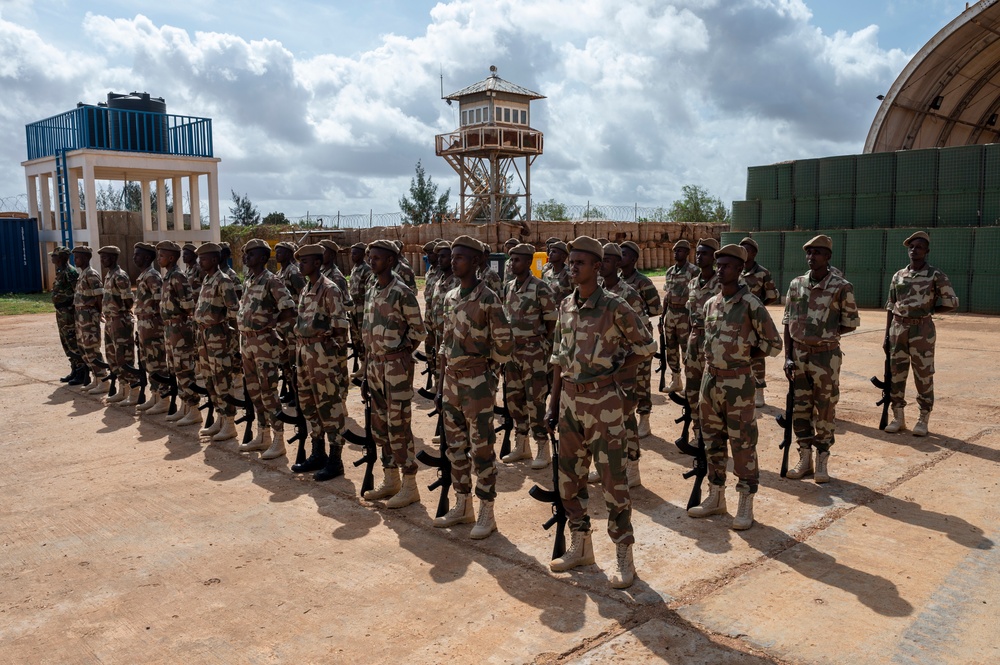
(0, 0, 969, 220)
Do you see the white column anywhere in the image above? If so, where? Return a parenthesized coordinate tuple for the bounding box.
(155, 178, 166, 231)
(25, 174, 39, 223)
(189, 174, 201, 230)
(141, 179, 153, 232)
(39, 173, 52, 231)
(69, 167, 82, 235)
(172, 176, 183, 231)
(206, 166, 220, 242)
(82, 158, 99, 246)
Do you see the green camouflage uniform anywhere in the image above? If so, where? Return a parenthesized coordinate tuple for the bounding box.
(603, 278, 645, 462)
(102, 265, 135, 378)
(53, 262, 83, 371)
(161, 266, 199, 406)
(363, 275, 426, 475)
(222, 265, 243, 367)
(661, 261, 699, 374)
(543, 264, 573, 305)
(440, 281, 513, 501)
(134, 264, 166, 395)
(551, 287, 656, 545)
(195, 270, 240, 418)
(75, 265, 106, 375)
(701, 286, 782, 493)
(503, 274, 557, 443)
(623, 269, 664, 416)
(782, 271, 860, 452)
(430, 272, 460, 350)
(348, 260, 373, 366)
(239, 270, 296, 429)
(323, 263, 354, 393)
(685, 272, 721, 435)
(740, 261, 780, 389)
(276, 261, 308, 374)
(394, 258, 418, 294)
(297, 276, 350, 436)
(478, 264, 503, 297)
(422, 264, 441, 366)
(885, 265, 958, 412)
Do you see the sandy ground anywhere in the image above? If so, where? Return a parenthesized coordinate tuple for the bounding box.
(1, 304, 997, 665)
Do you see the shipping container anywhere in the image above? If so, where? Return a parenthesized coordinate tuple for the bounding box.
(0, 218, 42, 294)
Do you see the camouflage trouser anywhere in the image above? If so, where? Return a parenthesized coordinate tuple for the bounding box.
(227, 314, 241, 377)
(367, 354, 417, 475)
(700, 369, 758, 493)
(662, 307, 690, 374)
(504, 342, 549, 441)
(242, 330, 284, 429)
(790, 343, 841, 453)
(164, 320, 198, 405)
(889, 317, 935, 412)
(197, 324, 236, 417)
(752, 357, 767, 388)
(684, 329, 707, 435)
(558, 379, 633, 545)
(56, 304, 84, 369)
(103, 314, 134, 376)
(621, 371, 640, 461)
(443, 362, 498, 501)
(635, 357, 653, 415)
(297, 337, 345, 436)
(136, 316, 167, 394)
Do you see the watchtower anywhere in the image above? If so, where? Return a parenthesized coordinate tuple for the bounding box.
(436, 66, 544, 225)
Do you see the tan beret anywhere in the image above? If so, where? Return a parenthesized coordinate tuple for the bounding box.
(423, 241, 438, 252)
(351, 242, 367, 251)
(134, 242, 156, 253)
(803, 234, 833, 251)
(697, 238, 720, 251)
(602, 242, 623, 259)
(319, 239, 341, 252)
(196, 242, 222, 255)
(715, 244, 748, 262)
(569, 236, 604, 260)
(243, 238, 271, 253)
(182, 243, 197, 252)
(509, 243, 536, 258)
(904, 231, 930, 247)
(620, 241, 641, 256)
(275, 241, 297, 252)
(369, 239, 400, 256)
(156, 240, 181, 253)
(739, 237, 758, 251)
(545, 237, 560, 245)
(219, 241, 230, 250)
(435, 240, 452, 251)
(295, 244, 325, 259)
(71, 246, 92, 256)
(49, 246, 70, 257)
(98, 245, 120, 256)
(504, 237, 519, 247)
(673, 239, 691, 250)
(549, 241, 569, 254)
(451, 235, 483, 253)
(393, 240, 403, 250)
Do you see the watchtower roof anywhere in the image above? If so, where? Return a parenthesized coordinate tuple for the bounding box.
(445, 67, 545, 101)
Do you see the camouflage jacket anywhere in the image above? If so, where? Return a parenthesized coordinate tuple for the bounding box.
(160, 265, 195, 322)
(194, 269, 239, 327)
(296, 275, 349, 344)
(440, 280, 513, 367)
(503, 274, 557, 344)
(276, 262, 307, 302)
(782, 270, 860, 346)
(623, 268, 663, 329)
(602, 277, 645, 318)
(431, 272, 460, 336)
(74, 266, 104, 312)
(703, 285, 782, 370)
(52, 264, 80, 308)
(349, 261, 373, 316)
(239, 269, 296, 333)
(662, 261, 699, 310)
(424, 264, 441, 309)
(543, 265, 573, 305)
(741, 262, 780, 306)
(687, 271, 721, 329)
(393, 260, 418, 294)
(102, 265, 134, 319)
(363, 274, 426, 356)
(185, 263, 203, 294)
(478, 265, 503, 296)
(551, 286, 657, 383)
(134, 265, 163, 322)
(886, 264, 959, 317)
(322, 264, 353, 308)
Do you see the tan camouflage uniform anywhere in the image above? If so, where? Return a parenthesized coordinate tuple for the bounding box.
(685, 272, 721, 435)
(161, 265, 199, 406)
(603, 278, 645, 462)
(195, 270, 239, 418)
(74, 264, 106, 376)
(543, 264, 573, 305)
(185, 263, 203, 295)
(102, 265, 135, 378)
(741, 261, 780, 389)
(239, 269, 296, 429)
(134, 264, 166, 394)
(222, 265, 243, 369)
(323, 263, 353, 394)
(53, 261, 84, 371)
(661, 261, 700, 374)
(422, 263, 441, 367)
(297, 276, 350, 436)
(503, 274, 557, 443)
(393, 258, 418, 293)
(348, 259, 373, 366)
(430, 272, 460, 350)
(623, 269, 663, 417)
(478, 264, 503, 296)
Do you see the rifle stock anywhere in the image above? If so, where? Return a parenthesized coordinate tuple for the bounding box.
(415, 409, 451, 518)
(775, 379, 794, 478)
(870, 345, 892, 431)
(151, 372, 178, 415)
(189, 382, 215, 428)
(528, 424, 566, 559)
(682, 429, 707, 510)
(345, 381, 377, 496)
(656, 326, 668, 393)
(669, 391, 699, 457)
(224, 377, 256, 445)
(495, 371, 513, 458)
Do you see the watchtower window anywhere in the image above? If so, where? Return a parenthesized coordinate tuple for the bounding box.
(504, 108, 511, 123)
(475, 108, 482, 123)
(520, 110, 527, 124)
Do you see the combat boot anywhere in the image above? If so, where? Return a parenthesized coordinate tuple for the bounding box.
(175, 405, 203, 427)
(549, 530, 596, 572)
(912, 410, 930, 437)
(432, 491, 474, 527)
(469, 500, 496, 539)
(669, 371, 683, 393)
(165, 401, 188, 422)
(87, 376, 109, 395)
(814, 451, 831, 484)
(146, 394, 170, 415)
(637, 413, 651, 438)
(755, 387, 765, 408)
(609, 542, 636, 589)
(67, 367, 88, 386)
(135, 391, 158, 412)
(60, 366, 75, 382)
(118, 385, 138, 407)
(530, 437, 551, 469)
(239, 424, 270, 452)
(884, 406, 906, 433)
(364, 468, 402, 502)
(212, 416, 239, 441)
(261, 428, 287, 460)
(199, 414, 223, 437)
(785, 447, 813, 479)
(105, 383, 128, 404)
(626, 458, 641, 488)
(501, 432, 530, 463)
(385, 473, 420, 506)
(731, 490, 755, 530)
(291, 435, 326, 472)
(313, 435, 344, 481)
(687, 483, 727, 518)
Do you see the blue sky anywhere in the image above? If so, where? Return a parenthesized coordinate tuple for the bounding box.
(0, 0, 974, 219)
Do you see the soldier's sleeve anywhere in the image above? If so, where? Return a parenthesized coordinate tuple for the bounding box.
(223, 280, 239, 313)
(537, 281, 557, 323)
(119, 274, 135, 308)
(615, 300, 656, 361)
(269, 276, 296, 313)
(642, 279, 663, 317)
(780, 279, 795, 325)
(179, 277, 195, 315)
(549, 301, 569, 369)
(80, 273, 104, 298)
(488, 295, 513, 365)
(934, 270, 959, 310)
(291, 270, 306, 297)
(328, 285, 349, 336)
(749, 296, 783, 358)
(763, 270, 780, 305)
(686, 277, 697, 318)
(884, 270, 898, 311)
(401, 288, 427, 348)
(838, 282, 861, 331)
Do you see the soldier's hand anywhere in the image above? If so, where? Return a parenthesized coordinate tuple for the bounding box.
(783, 358, 795, 381)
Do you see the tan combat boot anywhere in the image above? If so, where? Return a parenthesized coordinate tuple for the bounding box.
(609, 542, 636, 589)
(145, 394, 169, 415)
(118, 385, 139, 407)
(87, 377, 110, 395)
(501, 432, 530, 463)
(912, 410, 930, 437)
(105, 382, 128, 404)
(364, 468, 402, 501)
(260, 428, 287, 460)
(385, 473, 420, 509)
(687, 483, 727, 518)
(626, 459, 641, 488)
(814, 451, 831, 484)
(530, 437, 551, 469)
(884, 406, 906, 433)
(212, 416, 239, 441)
(637, 414, 651, 438)
(239, 425, 270, 452)
(669, 372, 683, 393)
(549, 530, 596, 572)
(731, 490, 755, 530)
(135, 391, 158, 412)
(175, 405, 203, 427)
(432, 491, 474, 527)
(755, 387, 765, 408)
(199, 415, 223, 437)
(469, 499, 496, 539)
(785, 447, 813, 479)
(164, 401, 188, 422)
(82, 373, 102, 392)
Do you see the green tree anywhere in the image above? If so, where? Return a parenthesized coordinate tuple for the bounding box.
(534, 198, 568, 220)
(262, 211, 290, 226)
(668, 185, 731, 224)
(399, 160, 450, 225)
(230, 190, 260, 226)
(92, 181, 170, 214)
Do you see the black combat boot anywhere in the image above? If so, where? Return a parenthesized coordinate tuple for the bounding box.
(60, 366, 75, 382)
(291, 435, 327, 473)
(313, 433, 344, 481)
(67, 366, 88, 386)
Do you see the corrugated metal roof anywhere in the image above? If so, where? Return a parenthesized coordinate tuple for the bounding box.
(445, 67, 545, 101)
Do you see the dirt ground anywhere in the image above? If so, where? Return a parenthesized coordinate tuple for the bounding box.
(1, 304, 997, 665)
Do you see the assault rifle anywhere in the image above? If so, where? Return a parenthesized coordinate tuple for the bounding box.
(655, 326, 668, 393)
(871, 344, 892, 431)
(416, 403, 451, 518)
(274, 385, 308, 467)
(495, 370, 513, 458)
(669, 391, 699, 457)
(224, 376, 256, 445)
(343, 380, 377, 496)
(189, 382, 215, 429)
(775, 378, 794, 477)
(151, 372, 178, 415)
(93, 358, 117, 399)
(683, 429, 707, 510)
(528, 420, 566, 559)
(278, 365, 297, 407)
(122, 333, 148, 406)
(414, 350, 434, 392)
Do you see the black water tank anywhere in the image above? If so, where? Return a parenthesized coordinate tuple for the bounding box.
(76, 102, 109, 149)
(107, 92, 168, 152)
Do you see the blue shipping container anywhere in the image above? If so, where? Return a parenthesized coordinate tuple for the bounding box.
(0, 218, 42, 293)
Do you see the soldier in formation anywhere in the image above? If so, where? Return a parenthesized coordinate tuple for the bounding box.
(193, 243, 240, 439)
(684, 239, 721, 443)
(619, 241, 663, 438)
(72, 246, 109, 395)
(739, 237, 780, 407)
(131, 242, 167, 412)
(659, 240, 698, 393)
(349, 242, 374, 380)
(49, 246, 86, 385)
(543, 240, 572, 304)
(99, 246, 135, 405)
(158, 241, 201, 425)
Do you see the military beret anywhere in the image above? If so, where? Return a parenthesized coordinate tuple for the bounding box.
(545, 237, 560, 245)
(71, 246, 93, 256)
(620, 241, 641, 256)
(275, 241, 297, 252)
(697, 238, 720, 251)
(504, 238, 519, 247)
(451, 235, 483, 253)
(295, 244, 325, 259)
(569, 236, 604, 260)
(423, 241, 438, 252)
(803, 234, 833, 251)
(49, 246, 70, 257)
(739, 237, 759, 251)
(715, 244, 748, 262)
(393, 239, 403, 250)
(134, 242, 157, 254)
(509, 243, 536, 258)
(219, 241, 230, 250)
(196, 242, 222, 255)
(549, 241, 569, 254)
(673, 239, 691, 250)
(602, 242, 623, 259)
(97, 245, 120, 256)
(182, 243, 197, 252)
(369, 239, 400, 256)
(904, 231, 930, 247)
(156, 240, 181, 253)
(319, 239, 341, 252)
(243, 238, 271, 253)
(435, 240, 452, 251)
(351, 242, 367, 251)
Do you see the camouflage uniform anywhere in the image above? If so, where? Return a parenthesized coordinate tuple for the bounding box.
(276, 260, 307, 378)
(623, 269, 664, 416)
(297, 276, 350, 435)
(701, 285, 782, 493)
(102, 265, 135, 378)
(782, 271, 860, 452)
(885, 265, 958, 412)
(323, 262, 354, 393)
(741, 261, 780, 389)
(661, 261, 699, 374)
(134, 264, 167, 395)
(222, 265, 243, 368)
(195, 270, 239, 418)
(161, 265, 199, 406)
(603, 278, 646, 462)
(543, 265, 573, 305)
(393, 258, 418, 293)
(685, 272, 721, 435)
(239, 270, 296, 429)
(185, 263, 203, 295)
(440, 281, 513, 500)
(503, 274, 557, 443)
(75, 265, 106, 375)
(478, 264, 503, 297)
(431, 272, 460, 351)
(52, 261, 84, 371)
(422, 263, 441, 366)
(363, 275, 426, 475)
(348, 259, 373, 366)
(552, 287, 656, 544)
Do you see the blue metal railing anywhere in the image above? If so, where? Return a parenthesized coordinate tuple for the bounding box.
(25, 106, 213, 161)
